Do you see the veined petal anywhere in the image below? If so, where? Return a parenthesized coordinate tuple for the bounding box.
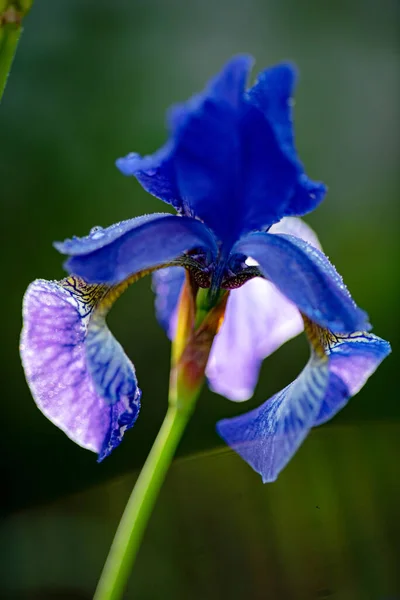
(217, 321, 390, 482)
(20, 277, 141, 460)
(217, 350, 330, 482)
(233, 231, 370, 333)
(55, 213, 217, 284)
(247, 63, 326, 217)
(315, 331, 391, 425)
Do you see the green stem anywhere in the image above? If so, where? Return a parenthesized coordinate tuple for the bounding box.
(94, 403, 193, 600)
(0, 2, 33, 103)
(0, 22, 21, 102)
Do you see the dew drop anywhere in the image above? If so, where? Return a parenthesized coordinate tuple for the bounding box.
(90, 226, 105, 239)
(144, 168, 157, 176)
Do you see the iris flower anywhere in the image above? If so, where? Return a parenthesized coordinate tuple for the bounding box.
(20, 56, 390, 482)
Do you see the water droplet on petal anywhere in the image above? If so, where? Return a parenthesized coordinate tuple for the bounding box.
(144, 168, 157, 176)
(90, 226, 105, 239)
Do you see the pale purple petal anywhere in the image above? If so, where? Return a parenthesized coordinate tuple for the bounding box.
(269, 216, 321, 249)
(206, 218, 321, 402)
(234, 231, 370, 333)
(20, 278, 141, 459)
(206, 278, 303, 401)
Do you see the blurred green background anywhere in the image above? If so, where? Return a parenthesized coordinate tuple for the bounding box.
(0, 0, 399, 598)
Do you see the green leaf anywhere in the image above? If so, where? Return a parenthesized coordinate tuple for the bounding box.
(0, 1, 33, 103)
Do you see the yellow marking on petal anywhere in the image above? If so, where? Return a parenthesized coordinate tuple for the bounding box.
(60, 265, 177, 324)
(96, 268, 156, 316)
(302, 316, 369, 360)
(302, 315, 329, 360)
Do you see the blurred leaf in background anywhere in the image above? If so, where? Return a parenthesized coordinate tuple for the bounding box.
(0, 1, 32, 100)
(1, 424, 399, 599)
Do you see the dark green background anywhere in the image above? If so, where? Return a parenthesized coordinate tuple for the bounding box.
(0, 1, 399, 598)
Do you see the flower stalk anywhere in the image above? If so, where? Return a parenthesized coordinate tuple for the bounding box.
(94, 275, 228, 600)
(0, 1, 32, 102)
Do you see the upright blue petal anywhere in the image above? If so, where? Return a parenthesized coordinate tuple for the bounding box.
(117, 57, 326, 247)
(170, 56, 253, 244)
(233, 231, 370, 333)
(237, 101, 299, 232)
(116, 144, 181, 210)
(247, 63, 326, 216)
(117, 56, 253, 243)
(217, 351, 330, 482)
(55, 213, 217, 284)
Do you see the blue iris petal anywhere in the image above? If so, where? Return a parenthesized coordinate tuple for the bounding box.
(20, 277, 141, 460)
(233, 232, 370, 333)
(86, 312, 139, 406)
(116, 144, 181, 209)
(217, 329, 390, 482)
(315, 332, 391, 425)
(238, 101, 298, 231)
(217, 352, 330, 482)
(152, 266, 185, 339)
(247, 63, 326, 216)
(117, 56, 325, 247)
(98, 395, 141, 462)
(55, 213, 217, 284)
(163, 55, 253, 244)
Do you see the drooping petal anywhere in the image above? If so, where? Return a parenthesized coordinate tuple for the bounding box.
(314, 331, 391, 425)
(233, 231, 370, 333)
(55, 213, 217, 284)
(247, 63, 326, 217)
(20, 277, 141, 460)
(206, 278, 303, 401)
(217, 320, 390, 482)
(217, 351, 330, 482)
